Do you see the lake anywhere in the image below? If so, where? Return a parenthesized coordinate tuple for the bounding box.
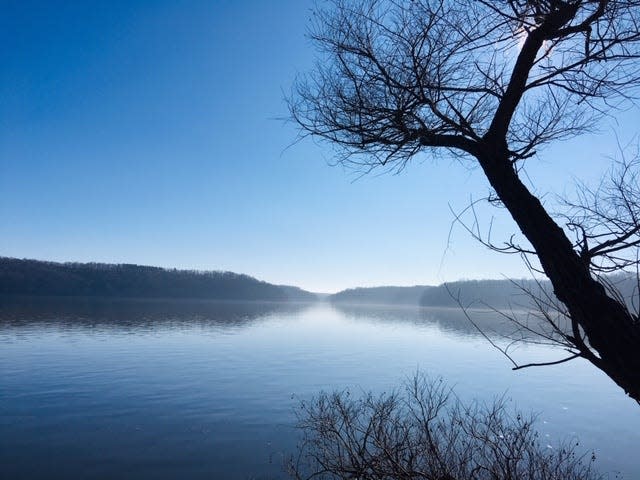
(1, 298, 639, 479)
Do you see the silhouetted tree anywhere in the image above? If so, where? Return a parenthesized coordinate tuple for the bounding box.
(288, 375, 600, 480)
(290, 1, 640, 401)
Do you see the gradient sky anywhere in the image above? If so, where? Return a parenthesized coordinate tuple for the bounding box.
(1, 1, 638, 292)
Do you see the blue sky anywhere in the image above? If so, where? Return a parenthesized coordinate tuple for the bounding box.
(1, 1, 638, 292)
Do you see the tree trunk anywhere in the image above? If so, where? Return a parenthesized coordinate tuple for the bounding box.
(477, 143, 640, 402)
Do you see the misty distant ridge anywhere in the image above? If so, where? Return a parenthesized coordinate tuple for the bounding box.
(0, 257, 316, 302)
(329, 285, 429, 306)
(2, 257, 637, 309)
(328, 280, 546, 309)
(330, 276, 639, 311)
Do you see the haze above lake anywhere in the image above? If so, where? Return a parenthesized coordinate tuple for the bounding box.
(1, 298, 638, 479)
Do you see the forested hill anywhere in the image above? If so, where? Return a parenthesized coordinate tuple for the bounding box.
(329, 280, 554, 308)
(328, 281, 542, 308)
(0, 257, 317, 301)
(330, 276, 638, 310)
(418, 279, 550, 309)
(329, 286, 429, 306)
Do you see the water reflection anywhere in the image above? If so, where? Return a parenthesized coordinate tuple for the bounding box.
(332, 303, 524, 338)
(2, 298, 639, 479)
(1, 296, 534, 341)
(0, 296, 524, 340)
(0, 296, 311, 332)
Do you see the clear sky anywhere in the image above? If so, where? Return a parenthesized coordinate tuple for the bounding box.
(1, 1, 638, 292)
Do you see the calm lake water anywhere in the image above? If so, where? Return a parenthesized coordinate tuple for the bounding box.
(1, 298, 639, 479)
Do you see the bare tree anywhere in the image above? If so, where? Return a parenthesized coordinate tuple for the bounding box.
(290, 0, 640, 401)
(287, 375, 601, 480)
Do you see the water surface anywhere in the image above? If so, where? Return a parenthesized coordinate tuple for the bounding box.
(1, 298, 638, 479)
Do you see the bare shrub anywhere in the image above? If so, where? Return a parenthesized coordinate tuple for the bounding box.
(288, 375, 600, 480)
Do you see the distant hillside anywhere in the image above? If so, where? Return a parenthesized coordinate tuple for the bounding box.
(420, 276, 638, 310)
(328, 281, 538, 307)
(328, 280, 548, 308)
(330, 285, 432, 306)
(276, 284, 319, 302)
(331, 276, 638, 310)
(418, 279, 550, 309)
(0, 257, 317, 302)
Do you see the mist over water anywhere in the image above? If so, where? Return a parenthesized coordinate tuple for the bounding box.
(1, 298, 638, 479)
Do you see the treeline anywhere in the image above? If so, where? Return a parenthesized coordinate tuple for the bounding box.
(328, 280, 542, 308)
(329, 286, 428, 306)
(419, 279, 550, 309)
(0, 257, 316, 301)
(330, 276, 639, 310)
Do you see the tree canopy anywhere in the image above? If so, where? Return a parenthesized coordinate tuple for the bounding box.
(0, 257, 316, 301)
(292, 1, 640, 169)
